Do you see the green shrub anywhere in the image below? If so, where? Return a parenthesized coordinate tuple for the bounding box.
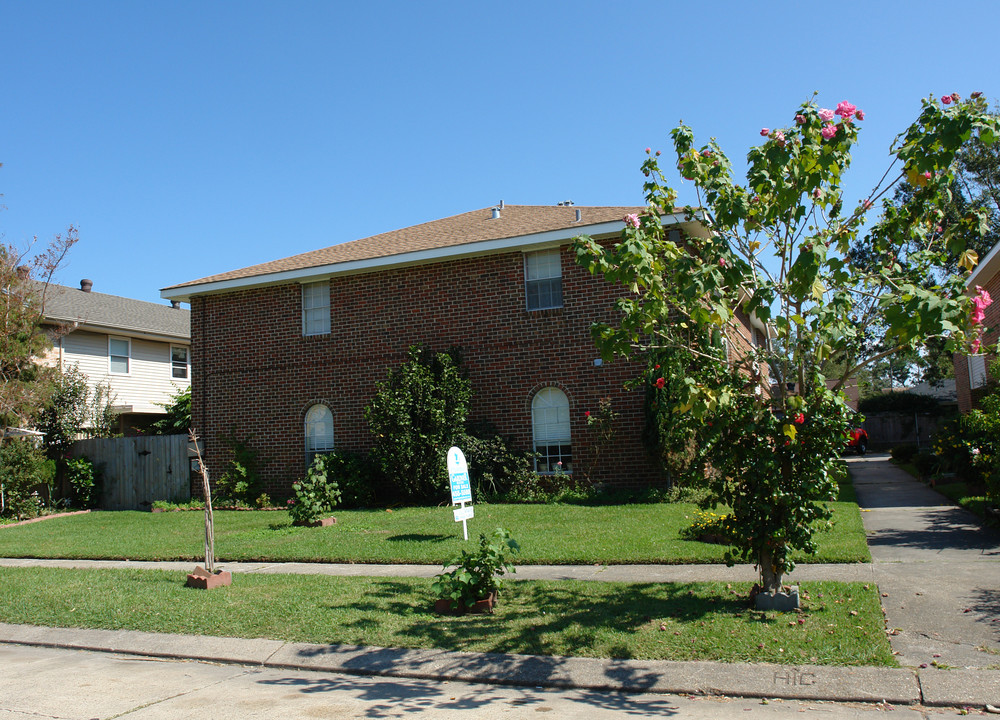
(288, 454, 342, 525)
(0, 439, 53, 519)
(858, 392, 943, 415)
(365, 346, 471, 503)
(312, 450, 375, 508)
(890, 445, 918, 463)
(432, 527, 519, 611)
(215, 435, 266, 506)
(64, 457, 100, 509)
(458, 423, 537, 502)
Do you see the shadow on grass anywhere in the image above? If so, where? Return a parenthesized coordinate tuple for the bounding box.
(318, 579, 758, 662)
(386, 534, 451, 543)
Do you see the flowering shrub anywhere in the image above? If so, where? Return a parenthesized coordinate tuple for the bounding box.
(680, 509, 735, 543)
(289, 454, 342, 525)
(575, 93, 1000, 596)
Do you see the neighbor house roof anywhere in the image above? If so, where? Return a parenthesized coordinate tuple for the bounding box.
(41, 281, 190, 342)
(162, 204, 700, 301)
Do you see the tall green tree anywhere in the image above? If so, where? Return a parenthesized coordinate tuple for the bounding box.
(575, 94, 999, 602)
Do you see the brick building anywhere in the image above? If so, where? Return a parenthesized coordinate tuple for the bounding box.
(161, 205, 763, 498)
(955, 239, 1000, 412)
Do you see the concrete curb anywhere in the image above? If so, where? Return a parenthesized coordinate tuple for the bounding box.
(0, 622, 930, 706)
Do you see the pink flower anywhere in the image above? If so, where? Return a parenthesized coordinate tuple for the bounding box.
(645, 147, 651, 153)
(655, 150, 661, 156)
(701, 149, 712, 157)
(972, 286, 993, 326)
(821, 124, 837, 140)
(972, 91, 983, 98)
(760, 128, 770, 137)
(941, 95, 952, 105)
(287, 499, 295, 505)
(624, 213, 640, 228)
(975, 286, 993, 308)
(924, 171, 932, 180)
(774, 130, 785, 145)
(835, 101, 857, 119)
(655, 377, 665, 389)
(951, 92, 961, 103)
(972, 337, 982, 354)
(795, 114, 806, 125)
(818, 108, 835, 122)
(794, 413, 805, 425)
(856, 109, 865, 121)
(813, 188, 823, 199)
(719, 257, 727, 268)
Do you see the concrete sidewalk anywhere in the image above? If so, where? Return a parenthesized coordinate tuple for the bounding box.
(0, 454, 998, 708)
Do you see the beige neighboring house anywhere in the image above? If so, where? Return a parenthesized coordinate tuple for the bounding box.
(40, 279, 190, 435)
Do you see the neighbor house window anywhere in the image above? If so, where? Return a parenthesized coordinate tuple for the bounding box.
(302, 281, 330, 336)
(304, 404, 334, 466)
(171, 346, 189, 379)
(970, 355, 988, 389)
(531, 387, 571, 473)
(109, 337, 130, 374)
(524, 249, 563, 311)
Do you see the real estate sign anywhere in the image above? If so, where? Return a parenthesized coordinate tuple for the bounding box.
(447, 446, 473, 539)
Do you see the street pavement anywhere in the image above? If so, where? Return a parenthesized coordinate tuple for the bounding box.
(0, 454, 998, 714)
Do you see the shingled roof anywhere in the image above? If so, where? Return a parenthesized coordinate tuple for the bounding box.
(163, 204, 663, 298)
(41, 282, 190, 341)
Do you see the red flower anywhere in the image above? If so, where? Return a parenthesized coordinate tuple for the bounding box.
(654, 364, 660, 370)
(655, 377, 665, 389)
(584, 411, 591, 418)
(794, 413, 805, 425)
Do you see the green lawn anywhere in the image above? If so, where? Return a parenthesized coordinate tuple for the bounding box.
(0, 566, 893, 666)
(0, 501, 870, 565)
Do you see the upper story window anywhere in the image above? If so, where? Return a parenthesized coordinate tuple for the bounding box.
(970, 354, 988, 390)
(171, 346, 189, 379)
(531, 387, 571, 473)
(109, 337, 130, 374)
(524, 249, 563, 311)
(302, 281, 331, 336)
(304, 403, 334, 466)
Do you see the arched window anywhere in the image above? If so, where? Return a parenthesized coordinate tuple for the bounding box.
(531, 387, 571, 473)
(304, 404, 334, 467)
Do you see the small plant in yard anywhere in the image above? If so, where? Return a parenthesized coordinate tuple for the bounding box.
(432, 527, 519, 613)
(64, 457, 99, 509)
(288, 455, 342, 525)
(679, 509, 734, 544)
(215, 434, 266, 506)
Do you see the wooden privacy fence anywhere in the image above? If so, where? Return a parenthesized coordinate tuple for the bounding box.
(71, 435, 192, 510)
(862, 412, 943, 452)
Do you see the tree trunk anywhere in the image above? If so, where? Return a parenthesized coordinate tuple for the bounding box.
(758, 546, 783, 595)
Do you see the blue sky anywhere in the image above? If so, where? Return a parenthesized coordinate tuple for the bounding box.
(2, 1, 998, 305)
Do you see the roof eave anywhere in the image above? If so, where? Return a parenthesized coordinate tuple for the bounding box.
(162, 212, 704, 302)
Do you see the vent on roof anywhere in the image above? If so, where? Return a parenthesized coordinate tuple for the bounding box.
(557, 200, 574, 206)
(80, 279, 93, 293)
(170, 300, 181, 309)
(575, 209, 581, 222)
(491, 207, 501, 220)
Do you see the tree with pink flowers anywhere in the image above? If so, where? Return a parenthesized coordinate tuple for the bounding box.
(575, 93, 1000, 606)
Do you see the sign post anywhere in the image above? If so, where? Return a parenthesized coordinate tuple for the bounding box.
(447, 446, 473, 540)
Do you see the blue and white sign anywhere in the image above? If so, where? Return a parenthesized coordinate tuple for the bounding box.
(447, 446, 473, 540)
(447, 447, 472, 504)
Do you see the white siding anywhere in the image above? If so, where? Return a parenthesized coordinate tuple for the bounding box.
(58, 330, 190, 414)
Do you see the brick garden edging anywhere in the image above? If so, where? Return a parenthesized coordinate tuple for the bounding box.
(0, 510, 90, 529)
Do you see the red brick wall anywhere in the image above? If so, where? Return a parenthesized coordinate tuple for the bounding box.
(190, 245, 672, 498)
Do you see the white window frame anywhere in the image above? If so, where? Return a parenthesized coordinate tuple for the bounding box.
(531, 387, 572, 474)
(170, 345, 189, 380)
(304, 403, 335, 467)
(302, 281, 331, 336)
(109, 336, 130, 375)
(524, 249, 563, 311)
(969, 354, 988, 390)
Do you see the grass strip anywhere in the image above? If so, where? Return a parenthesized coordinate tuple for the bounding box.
(0, 566, 892, 666)
(0, 502, 870, 565)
